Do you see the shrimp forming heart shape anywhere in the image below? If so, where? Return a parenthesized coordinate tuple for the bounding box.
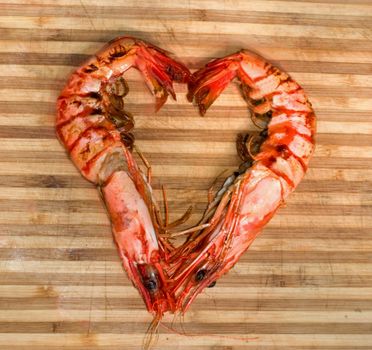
(56, 37, 316, 332)
(171, 50, 316, 313)
(56, 36, 190, 318)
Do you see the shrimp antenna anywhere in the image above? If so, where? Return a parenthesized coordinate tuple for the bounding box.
(247, 135, 259, 161)
(143, 314, 161, 350)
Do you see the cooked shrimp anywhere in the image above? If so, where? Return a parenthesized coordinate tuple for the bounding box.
(56, 36, 190, 317)
(170, 50, 316, 312)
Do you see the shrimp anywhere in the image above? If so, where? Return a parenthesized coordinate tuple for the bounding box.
(56, 36, 190, 318)
(169, 50, 316, 312)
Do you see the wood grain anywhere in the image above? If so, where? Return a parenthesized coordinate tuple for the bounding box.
(0, 0, 371, 349)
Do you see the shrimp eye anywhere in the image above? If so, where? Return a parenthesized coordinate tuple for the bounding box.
(144, 279, 158, 292)
(140, 265, 159, 293)
(196, 269, 207, 282)
(207, 281, 216, 288)
(88, 92, 102, 100)
(252, 98, 265, 106)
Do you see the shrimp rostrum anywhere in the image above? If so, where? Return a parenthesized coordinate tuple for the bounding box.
(56, 36, 190, 317)
(170, 50, 316, 312)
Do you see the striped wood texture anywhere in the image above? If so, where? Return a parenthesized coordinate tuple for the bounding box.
(0, 0, 372, 349)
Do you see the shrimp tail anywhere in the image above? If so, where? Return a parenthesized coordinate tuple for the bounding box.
(132, 38, 190, 110)
(187, 54, 241, 115)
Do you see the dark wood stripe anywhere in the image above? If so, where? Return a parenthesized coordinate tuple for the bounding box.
(0, 224, 369, 239)
(0, 199, 103, 212)
(0, 77, 66, 90)
(0, 320, 372, 335)
(0, 174, 370, 193)
(0, 52, 88, 66)
(1, 29, 371, 51)
(0, 224, 110, 237)
(0, 200, 369, 216)
(0, 101, 53, 115)
(154, 179, 372, 194)
(0, 174, 371, 193)
(1, 152, 372, 171)
(0, 249, 371, 263)
(1, 102, 371, 122)
(1, 52, 371, 74)
(0, 175, 93, 189)
(1, 296, 372, 311)
(0, 320, 370, 335)
(0, 126, 371, 147)
(2, 272, 372, 287)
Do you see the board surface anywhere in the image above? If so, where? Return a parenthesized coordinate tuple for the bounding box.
(0, 1, 372, 349)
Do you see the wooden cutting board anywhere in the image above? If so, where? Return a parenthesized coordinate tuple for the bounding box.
(0, 1, 371, 349)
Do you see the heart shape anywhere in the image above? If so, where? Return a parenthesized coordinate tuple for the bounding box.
(56, 36, 316, 324)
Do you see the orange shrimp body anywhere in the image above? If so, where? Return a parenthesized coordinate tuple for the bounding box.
(171, 50, 316, 312)
(56, 36, 190, 316)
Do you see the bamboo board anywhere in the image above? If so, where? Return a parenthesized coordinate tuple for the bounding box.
(0, 0, 372, 349)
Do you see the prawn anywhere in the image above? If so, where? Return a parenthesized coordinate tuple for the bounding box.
(169, 50, 316, 312)
(56, 36, 190, 318)
(56, 39, 316, 345)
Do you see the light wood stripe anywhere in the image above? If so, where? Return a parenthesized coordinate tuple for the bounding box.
(1, 285, 372, 300)
(0, 187, 369, 205)
(1, 88, 372, 112)
(1, 0, 371, 17)
(3, 260, 372, 276)
(2, 237, 372, 252)
(0, 212, 370, 228)
(1, 29, 371, 52)
(1, 116, 372, 136)
(2, 41, 372, 64)
(0, 139, 371, 158)
(1, 65, 372, 88)
(1, 1, 371, 349)
(0, 333, 371, 348)
(1, 308, 372, 324)
(0, 17, 370, 42)
(2, 249, 372, 264)
(1, 162, 372, 180)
